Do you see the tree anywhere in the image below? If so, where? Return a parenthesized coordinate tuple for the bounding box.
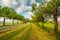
(7, 8, 25, 24)
(7, 8, 17, 25)
(32, 4, 37, 12)
(24, 18, 30, 23)
(0, 6, 3, 17)
(0, 6, 1, 17)
(45, 0, 60, 31)
(1, 7, 10, 25)
(0, 6, 25, 25)
(32, 3, 48, 27)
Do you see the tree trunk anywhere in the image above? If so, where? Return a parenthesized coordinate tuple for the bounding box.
(53, 8, 58, 31)
(53, 15, 58, 31)
(3, 17, 5, 26)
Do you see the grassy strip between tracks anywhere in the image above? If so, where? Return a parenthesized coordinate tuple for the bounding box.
(10, 24, 32, 40)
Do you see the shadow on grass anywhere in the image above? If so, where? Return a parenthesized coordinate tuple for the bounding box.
(55, 31, 60, 40)
(40, 26, 60, 40)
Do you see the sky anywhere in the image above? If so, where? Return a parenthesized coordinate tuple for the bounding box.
(0, 0, 60, 21)
(1, 0, 57, 21)
(0, 0, 46, 20)
(0, 0, 37, 19)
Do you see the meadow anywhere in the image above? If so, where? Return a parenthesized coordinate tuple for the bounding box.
(0, 22, 60, 40)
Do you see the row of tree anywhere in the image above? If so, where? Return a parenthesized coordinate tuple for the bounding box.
(0, 6, 25, 26)
(31, 0, 60, 31)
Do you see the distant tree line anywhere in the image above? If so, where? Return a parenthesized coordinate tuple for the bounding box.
(0, 6, 26, 26)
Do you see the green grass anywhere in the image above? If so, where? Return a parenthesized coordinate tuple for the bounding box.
(39, 22, 60, 31)
(0, 23, 32, 40)
(39, 22, 60, 40)
(0, 22, 60, 40)
(0, 27, 26, 40)
(18, 25, 32, 40)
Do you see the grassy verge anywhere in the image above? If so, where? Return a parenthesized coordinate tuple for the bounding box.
(39, 22, 60, 40)
(0, 23, 31, 40)
(16, 24, 32, 40)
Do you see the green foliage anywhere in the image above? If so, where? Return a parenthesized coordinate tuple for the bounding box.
(31, 0, 60, 31)
(32, 3, 49, 23)
(0, 6, 26, 25)
(0, 6, 25, 21)
(32, 4, 37, 12)
(0, 6, 3, 17)
(24, 18, 30, 23)
(45, 0, 60, 31)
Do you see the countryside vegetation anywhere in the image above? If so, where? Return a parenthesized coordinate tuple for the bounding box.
(0, 0, 60, 40)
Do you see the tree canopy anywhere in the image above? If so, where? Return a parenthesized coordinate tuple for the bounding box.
(0, 6, 25, 25)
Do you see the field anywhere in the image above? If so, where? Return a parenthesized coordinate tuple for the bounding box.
(0, 22, 60, 40)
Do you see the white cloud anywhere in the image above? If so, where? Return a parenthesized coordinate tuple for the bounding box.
(0, 0, 36, 19)
(26, 12, 33, 16)
(24, 14, 32, 20)
(16, 5, 32, 13)
(2, 0, 10, 6)
(30, 0, 36, 4)
(0, 0, 10, 7)
(25, 11, 33, 20)
(0, 0, 35, 12)
(45, 0, 50, 2)
(0, 0, 17, 7)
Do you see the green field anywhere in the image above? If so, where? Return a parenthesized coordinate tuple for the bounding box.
(0, 23, 60, 40)
(0, 0, 60, 40)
